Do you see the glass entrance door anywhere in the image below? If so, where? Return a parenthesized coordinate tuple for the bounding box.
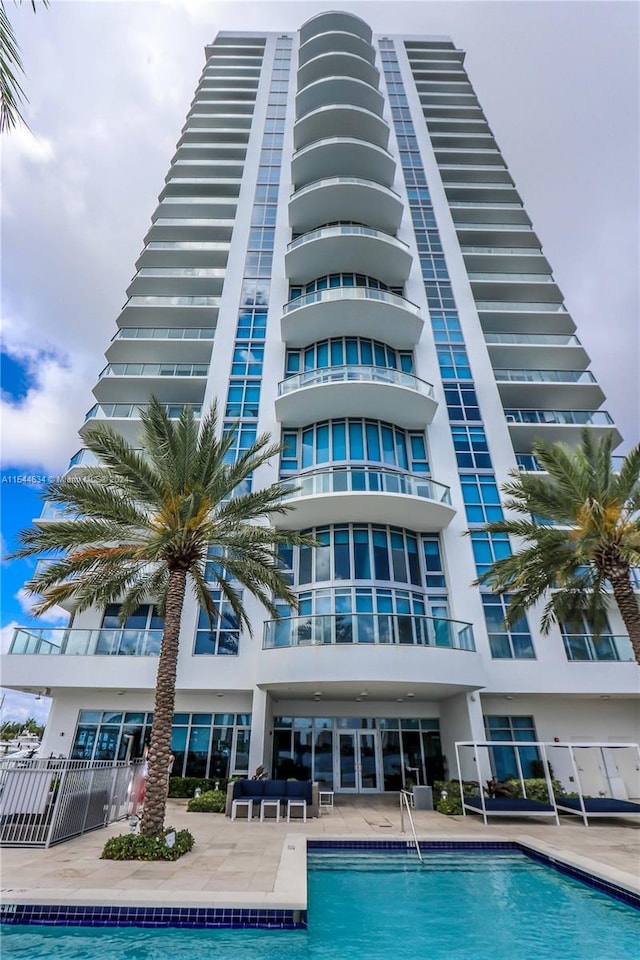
(337, 731, 380, 792)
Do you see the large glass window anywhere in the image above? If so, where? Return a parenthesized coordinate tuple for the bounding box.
(481, 594, 535, 659)
(280, 421, 429, 475)
(286, 339, 413, 374)
(193, 591, 241, 655)
(289, 273, 403, 300)
(297, 525, 423, 587)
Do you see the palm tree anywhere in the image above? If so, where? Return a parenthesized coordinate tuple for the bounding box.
(1, 1, 49, 132)
(473, 431, 640, 665)
(13, 400, 313, 835)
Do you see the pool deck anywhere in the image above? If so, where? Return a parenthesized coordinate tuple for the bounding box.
(1, 797, 639, 912)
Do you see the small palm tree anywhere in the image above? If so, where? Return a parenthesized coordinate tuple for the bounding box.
(14, 399, 313, 835)
(473, 431, 640, 665)
(1, 1, 49, 132)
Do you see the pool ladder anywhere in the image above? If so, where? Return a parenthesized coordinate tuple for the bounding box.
(399, 789, 424, 864)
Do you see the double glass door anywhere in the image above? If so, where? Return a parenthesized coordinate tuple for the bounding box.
(337, 731, 380, 792)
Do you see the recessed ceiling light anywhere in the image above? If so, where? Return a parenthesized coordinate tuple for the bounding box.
(600, 695, 611, 700)
(396, 697, 404, 703)
(216, 693, 224, 698)
(406, 692, 415, 699)
(355, 697, 362, 702)
(313, 691, 322, 697)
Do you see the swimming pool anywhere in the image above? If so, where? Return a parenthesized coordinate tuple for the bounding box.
(3, 848, 639, 959)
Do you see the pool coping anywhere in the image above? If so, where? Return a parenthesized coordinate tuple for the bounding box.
(1, 833, 638, 927)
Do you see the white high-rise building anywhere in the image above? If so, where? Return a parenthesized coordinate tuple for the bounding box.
(5, 11, 638, 795)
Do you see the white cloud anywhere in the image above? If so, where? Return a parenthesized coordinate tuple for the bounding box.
(14, 588, 68, 625)
(0, 345, 93, 473)
(2, 126, 55, 165)
(0, 687, 51, 726)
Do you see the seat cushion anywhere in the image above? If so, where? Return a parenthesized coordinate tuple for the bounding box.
(236, 780, 265, 799)
(263, 780, 288, 798)
(286, 781, 309, 799)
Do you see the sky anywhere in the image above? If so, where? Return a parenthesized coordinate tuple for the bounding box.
(1, 0, 638, 723)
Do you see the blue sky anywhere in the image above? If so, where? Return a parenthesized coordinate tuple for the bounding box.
(1, 0, 638, 727)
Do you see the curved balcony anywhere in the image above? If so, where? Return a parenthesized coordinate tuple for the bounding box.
(281, 287, 423, 349)
(300, 12, 373, 47)
(505, 409, 621, 449)
(298, 31, 375, 68)
(275, 365, 437, 428)
(494, 369, 605, 407)
(298, 51, 379, 90)
(296, 76, 384, 120)
(294, 104, 389, 151)
(289, 177, 403, 234)
(259, 613, 484, 696)
(285, 225, 411, 285)
(273, 466, 454, 531)
(292, 136, 394, 188)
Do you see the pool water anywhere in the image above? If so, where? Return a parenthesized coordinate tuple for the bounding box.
(3, 852, 639, 960)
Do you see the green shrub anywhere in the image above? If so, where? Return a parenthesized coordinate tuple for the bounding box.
(168, 777, 229, 798)
(101, 827, 195, 861)
(436, 795, 463, 816)
(186, 790, 226, 813)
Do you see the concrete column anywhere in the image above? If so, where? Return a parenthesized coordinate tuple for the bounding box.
(248, 686, 269, 776)
(439, 690, 489, 783)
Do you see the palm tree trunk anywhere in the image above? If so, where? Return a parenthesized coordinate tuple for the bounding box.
(608, 565, 640, 666)
(140, 567, 187, 836)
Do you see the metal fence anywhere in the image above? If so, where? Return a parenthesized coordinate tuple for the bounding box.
(0, 757, 145, 847)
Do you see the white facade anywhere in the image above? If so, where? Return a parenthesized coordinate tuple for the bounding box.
(4, 12, 638, 795)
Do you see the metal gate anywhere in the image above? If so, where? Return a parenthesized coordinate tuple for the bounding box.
(0, 758, 143, 847)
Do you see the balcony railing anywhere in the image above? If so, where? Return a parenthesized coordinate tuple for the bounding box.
(278, 364, 434, 399)
(84, 403, 202, 422)
(98, 362, 209, 379)
(468, 272, 554, 282)
(111, 328, 214, 341)
(283, 466, 451, 503)
(126, 296, 219, 307)
(263, 612, 475, 651)
(283, 286, 420, 316)
(563, 635, 634, 663)
(505, 410, 614, 426)
(495, 369, 596, 384)
(485, 333, 582, 347)
(290, 175, 401, 201)
(475, 301, 567, 312)
(287, 223, 409, 252)
(10, 627, 163, 657)
(461, 246, 543, 255)
(517, 453, 626, 472)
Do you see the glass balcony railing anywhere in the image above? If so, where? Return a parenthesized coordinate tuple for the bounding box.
(263, 612, 475, 651)
(135, 268, 225, 278)
(287, 224, 409, 252)
(126, 296, 220, 307)
(38, 502, 79, 520)
(455, 224, 533, 232)
(111, 328, 214, 341)
(98, 362, 209, 379)
(68, 448, 143, 468)
(469, 272, 555, 282)
(449, 201, 523, 209)
(290, 175, 401, 201)
(461, 246, 544, 255)
(505, 410, 614, 426)
(10, 627, 163, 657)
(563, 635, 634, 663)
(516, 453, 626, 472)
(278, 364, 434, 399)
(283, 286, 420, 316)
(284, 466, 451, 503)
(475, 301, 567, 312)
(495, 369, 596, 384)
(145, 241, 229, 250)
(485, 333, 582, 347)
(84, 402, 202, 422)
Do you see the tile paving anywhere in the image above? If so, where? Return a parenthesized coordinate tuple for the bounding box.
(1, 796, 638, 910)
